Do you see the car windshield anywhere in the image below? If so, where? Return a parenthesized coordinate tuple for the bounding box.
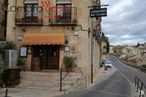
(106, 61, 111, 64)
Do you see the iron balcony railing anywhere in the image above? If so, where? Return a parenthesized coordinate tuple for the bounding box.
(48, 7, 77, 26)
(135, 76, 146, 97)
(15, 11, 43, 26)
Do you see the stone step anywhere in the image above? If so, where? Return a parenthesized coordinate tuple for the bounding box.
(18, 71, 82, 91)
(20, 72, 80, 81)
(16, 86, 60, 91)
(19, 79, 76, 87)
(20, 71, 60, 77)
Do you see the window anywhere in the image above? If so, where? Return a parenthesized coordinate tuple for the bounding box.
(25, 4, 38, 18)
(56, 4, 71, 21)
(57, 0, 71, 2)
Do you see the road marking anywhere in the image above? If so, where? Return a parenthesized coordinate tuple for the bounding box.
(89, 89, 130, 97)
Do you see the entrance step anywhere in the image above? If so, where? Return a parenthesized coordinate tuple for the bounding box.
(17, 71, 85, 91)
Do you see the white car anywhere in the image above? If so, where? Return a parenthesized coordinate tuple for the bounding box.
(104, 61, 112, 68)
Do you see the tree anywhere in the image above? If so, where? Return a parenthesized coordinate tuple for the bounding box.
(102, 36, 110, 53)
(136, 42, 140, 47)
(106, 41, 110, 53)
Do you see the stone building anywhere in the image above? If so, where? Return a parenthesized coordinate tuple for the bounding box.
(6, 0, 101, 87)
(0, 0, 7, 41)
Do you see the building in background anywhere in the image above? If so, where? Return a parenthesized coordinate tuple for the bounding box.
(111, 42, 146, 66)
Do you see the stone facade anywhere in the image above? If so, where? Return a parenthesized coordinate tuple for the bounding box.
(0, 0, 7, 41)
(6, 0, 101, 88)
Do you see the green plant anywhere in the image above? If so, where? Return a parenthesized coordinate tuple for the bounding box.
(0, 41, 16, 54)
(16, 58, 26, 66)
(64, 56, 76, 68)
(0, 42, 17, 64)
(4, 42, 16, 50)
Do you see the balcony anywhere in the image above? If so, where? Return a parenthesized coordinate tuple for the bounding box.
(15, 18, 43, 26)
(48, 7, 77, 26)
(15, 11, 43, 26)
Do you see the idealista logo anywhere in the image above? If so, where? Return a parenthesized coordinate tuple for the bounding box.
(2, 0, 55, 12)
(2, 0, 70, 19)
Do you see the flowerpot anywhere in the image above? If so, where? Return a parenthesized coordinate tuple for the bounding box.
(65, 68, 72, 72)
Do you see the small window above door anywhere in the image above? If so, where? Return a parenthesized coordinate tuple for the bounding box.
(57, 0, 71, 4)
(24, 0, 38, 4)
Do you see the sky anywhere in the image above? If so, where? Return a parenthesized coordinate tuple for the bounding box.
(101, 0, 146, 46)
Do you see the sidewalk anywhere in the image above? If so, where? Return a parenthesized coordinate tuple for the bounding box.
(93, 66, 117, 86)
(0, 87, 64, 97)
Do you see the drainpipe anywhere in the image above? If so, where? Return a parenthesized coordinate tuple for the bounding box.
(90, 28, 93, 83)
(87, 27, 93, 84)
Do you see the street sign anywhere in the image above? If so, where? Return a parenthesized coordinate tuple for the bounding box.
(90, 8, 107, 18)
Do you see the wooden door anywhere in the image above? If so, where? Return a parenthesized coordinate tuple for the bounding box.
(47, 45, 59, 69)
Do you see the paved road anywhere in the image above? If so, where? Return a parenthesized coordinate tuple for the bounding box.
(110, 55, 146, 95)
(58, 56, 133, 97)
(58, 71, 131, 97)
(110, 55, 146, 84)
(59, 55, 146, 97)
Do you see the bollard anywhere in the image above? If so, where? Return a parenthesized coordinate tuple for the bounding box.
(60, 68, 62, 91)
(135, 76, 137, 86)
(137, 79, 139, 92)
(5, 88, 8, 97)
(3, 88, 11, 97)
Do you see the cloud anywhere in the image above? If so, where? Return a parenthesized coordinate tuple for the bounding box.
(101, 0, 146, 45)
(112, 38, 144, 46)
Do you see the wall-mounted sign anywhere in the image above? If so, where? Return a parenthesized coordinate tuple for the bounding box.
(64, 46, 70, 52)
(90, 8, 107, 18)
(20, 46, 28, 57)
(16, 35, 23, 41)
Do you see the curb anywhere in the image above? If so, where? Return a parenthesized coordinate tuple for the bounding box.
(90, 66, 117, 88)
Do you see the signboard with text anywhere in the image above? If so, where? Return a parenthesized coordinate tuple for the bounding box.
(90, 8, 107, 18)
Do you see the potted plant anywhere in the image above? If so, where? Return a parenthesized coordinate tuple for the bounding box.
(63, 56, 76, 72)
(16, 58, 26, 70)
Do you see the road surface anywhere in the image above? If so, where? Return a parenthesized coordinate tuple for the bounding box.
(59, 55, 137, 97)
(110, 55, 146, 84)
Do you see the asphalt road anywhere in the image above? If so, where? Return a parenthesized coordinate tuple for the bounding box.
(110, 55, 146, 94)
(110, 55, 146, 84)
(58, 55, 135, 97)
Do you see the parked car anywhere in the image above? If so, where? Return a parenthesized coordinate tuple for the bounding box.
(104, 61, 112, 68)
(100, 59, 106, 67)
(100, 59, 112, 68)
